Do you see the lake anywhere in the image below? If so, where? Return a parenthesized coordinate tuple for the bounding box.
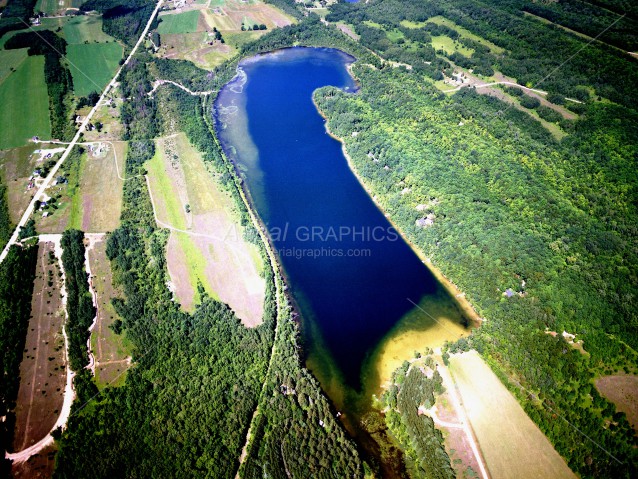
(214, 46, 468, 427)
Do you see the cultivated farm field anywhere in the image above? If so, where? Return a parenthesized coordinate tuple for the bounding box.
(67, 43, 123, 97)
(0, 56, 51, 149)
(157, 10, 201, 35)
(62, 15, 115, 44)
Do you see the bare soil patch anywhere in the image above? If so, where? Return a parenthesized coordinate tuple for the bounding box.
(11, 444, 57, 479)
(595, 375, 638, 430)
(11, 241, 66, 452)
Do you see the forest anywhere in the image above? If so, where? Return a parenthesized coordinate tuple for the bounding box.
(381, 359, 455, 479)
(0, 0, 36, 38)
(60, 230, 98, 403)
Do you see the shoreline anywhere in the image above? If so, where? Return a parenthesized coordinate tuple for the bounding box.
(313, 97, 483, 327)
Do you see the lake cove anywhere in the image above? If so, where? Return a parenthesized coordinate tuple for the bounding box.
(215, 47, 470, 471)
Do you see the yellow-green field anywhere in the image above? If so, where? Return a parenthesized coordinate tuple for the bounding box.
(0, 55, 51, 150)
(431, 35, 474, 56)
(146, 133, 265, 325)
(423, 16, 506, 54)
(449, 351, 576, 479)
(38, 142, 125, 233)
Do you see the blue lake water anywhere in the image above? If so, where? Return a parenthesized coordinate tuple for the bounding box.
(214, 48, 466, 393)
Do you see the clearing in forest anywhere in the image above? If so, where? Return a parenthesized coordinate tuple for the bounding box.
(11, 241, 66, 452)
(448, 351, 576, 479)
(146, 132, 265, 326)
(595, 375, 638, 431)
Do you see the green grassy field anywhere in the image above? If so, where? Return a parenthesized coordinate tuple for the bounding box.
(63, 15, 115, 44)
(67, 42, 123, 96)
(157, 10, 201, 35)
(424, 16, 506, 54)
(449, 351, 576, 479)
(431, 35, 474, 56)
(0, 48, 28, 84)
(0, 56, 51, 149)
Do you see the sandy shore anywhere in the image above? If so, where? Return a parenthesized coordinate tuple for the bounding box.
(313, 97, 483, 326)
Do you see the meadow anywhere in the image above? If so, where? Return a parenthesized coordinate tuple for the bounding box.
(67, 42, 123, 97)
(448, 351, 576, 479)
(0, 55, 51, 149)
(63, 15, 115, 44)
(157, 10, 201, 35)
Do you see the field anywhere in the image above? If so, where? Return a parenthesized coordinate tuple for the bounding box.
(37, 142, 125, 233)
(431, 35, 474, 57)
(595, 375, 638, 430)
(63, 15, 115, 44)
(0, 47, 28, 84)
(11, 241, 66, 452)
(448, 351, 576, 479)
(67, 42, 123, 97)
(158, 0, 294, 69)
(35, 0, 83, 15)
(146, 133, 265, 325)
(0, 56, 51, 150)
(157, 10, 201, 35)
(87, 235, 131, 388)
(420, 16, 506, 55)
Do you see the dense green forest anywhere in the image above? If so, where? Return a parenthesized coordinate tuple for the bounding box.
(4, 30, 74, 140)
(60, 229, 98, 403)
(380, 358, 455, 479)
(0, 0, 36, 39)
(0, 245, 38, 476)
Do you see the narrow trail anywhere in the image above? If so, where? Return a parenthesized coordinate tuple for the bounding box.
(147, 79, 216, 97)
(7, 235, 75, 464)
(0, 0, 164, 266)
